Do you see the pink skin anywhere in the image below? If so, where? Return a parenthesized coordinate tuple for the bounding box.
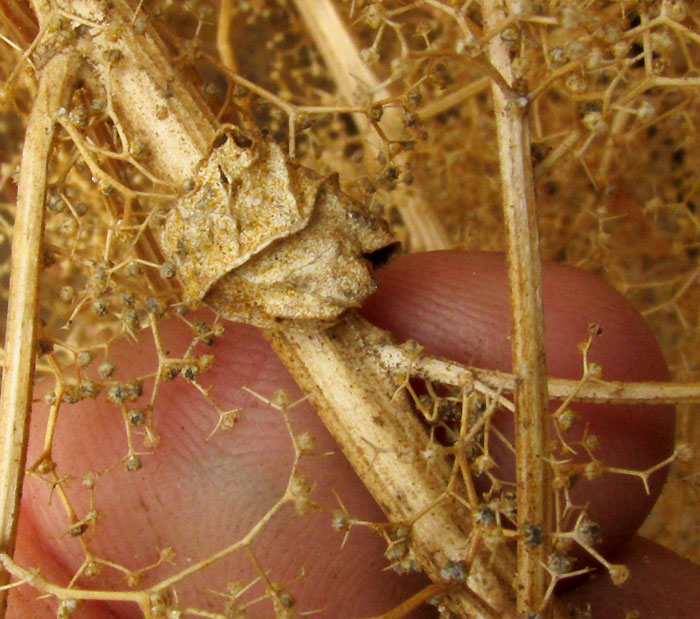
(8, 251, 697, 618)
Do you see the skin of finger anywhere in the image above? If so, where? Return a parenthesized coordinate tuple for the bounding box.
(13, 316, 432, 618)
(560, 535, 700, 618)
(361, 250, 676, 556)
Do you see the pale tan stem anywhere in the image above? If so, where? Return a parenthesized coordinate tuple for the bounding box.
(482, 0, 552, 615)
(292, 0, 379, 107)
(83, 16, 215, 183)
(266, 312, 516, 617)
(216, 0, 237, 73)
(0, 50, 78, 611)
(377, 344, 700, 405)
(292, 0, 451, 252)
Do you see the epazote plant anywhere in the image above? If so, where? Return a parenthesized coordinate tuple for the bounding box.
(0, 1, 698, 617)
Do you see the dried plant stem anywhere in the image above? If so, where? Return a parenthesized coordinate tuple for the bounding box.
(0, 49, 77, 611)
(416, 76, 492, 121)
(216, 0, 237, 73)
(292, 0, 451, 252)
(483, 0, 552, 615)
(267, 313, 517, 617)
(378, 344, 700, 405)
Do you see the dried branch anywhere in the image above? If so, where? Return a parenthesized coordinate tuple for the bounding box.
(267, 312, 516, 617)
(0, 49, 78, 610)
(482, 0, 552, 614)
(377, 344, 700, 405)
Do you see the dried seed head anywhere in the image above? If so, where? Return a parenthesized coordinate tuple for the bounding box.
(198, 354, 214, 373)
(108, 383, 129, 403)
(547, 552, 574, 574)
(48, 196, 66, 212)
(666, 0, 687, 21)
(556, 408, 577, 431)
(565, 74, 587, 94)
(474, 503, 497, 527)
(608, 563, 630, 586)
(675, 442, 693, 463)
(549, 47, 566, 65)
(97, 179, 114, 195)
(288, 474, 314, 515)
(130, 139, 147, 159)
(331, 510, 350, 532)
(584, 459, 604, 480)
(69, 523, 88, 537)
(57, 599, 79, 618)
(83, 561, 101, 578)
(77, 351, 93, 367)
(60, 285, 75, 302)
(98, 361, 116, 378)
(577, 519, 601, 546)
(637, 100, 656, 123)
(123, 310, 140, 332)
(80, 380, 98, 399)
(277, 592, 295, 609)
(439, 560, 468, 583)
(523, 523, 544, 546)
(125, 456, 142, 471)
(146, 297, 165, 317)
(385, 540, 409, 562)
(82, 472, 96, 489)
(583, 434, 601, 451)
(295, 431, 315, 451)
(587, 362, 603, 378)
(159, 262, 176, 279)
(582, 111, 607, 133)
(162, 363, 179, 380)
(127, 381, 143, 400)
(128, 409, 145, 426)
(92, 300, 108, 316)
(362, 4, 385, 28)
(69, 105, 88, 128)
(406, 89, 422, 107)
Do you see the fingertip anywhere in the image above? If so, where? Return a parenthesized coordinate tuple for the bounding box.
(560, 536, 700, 618)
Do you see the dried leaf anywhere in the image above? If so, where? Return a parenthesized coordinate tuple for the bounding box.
(161, 126, 397, 328)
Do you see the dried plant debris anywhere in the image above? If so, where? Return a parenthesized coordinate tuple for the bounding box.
(161, 125, 397, 328)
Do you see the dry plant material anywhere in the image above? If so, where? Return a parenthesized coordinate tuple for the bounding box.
(482, 0, 551, 612)
(0, 47, 78, 600)
(1, 0, 699, 617)
(162, 125, 396, 328)
(1, 1, 518, 616)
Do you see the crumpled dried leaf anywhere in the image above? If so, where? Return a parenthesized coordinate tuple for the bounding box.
(161, 126, 397, 328)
